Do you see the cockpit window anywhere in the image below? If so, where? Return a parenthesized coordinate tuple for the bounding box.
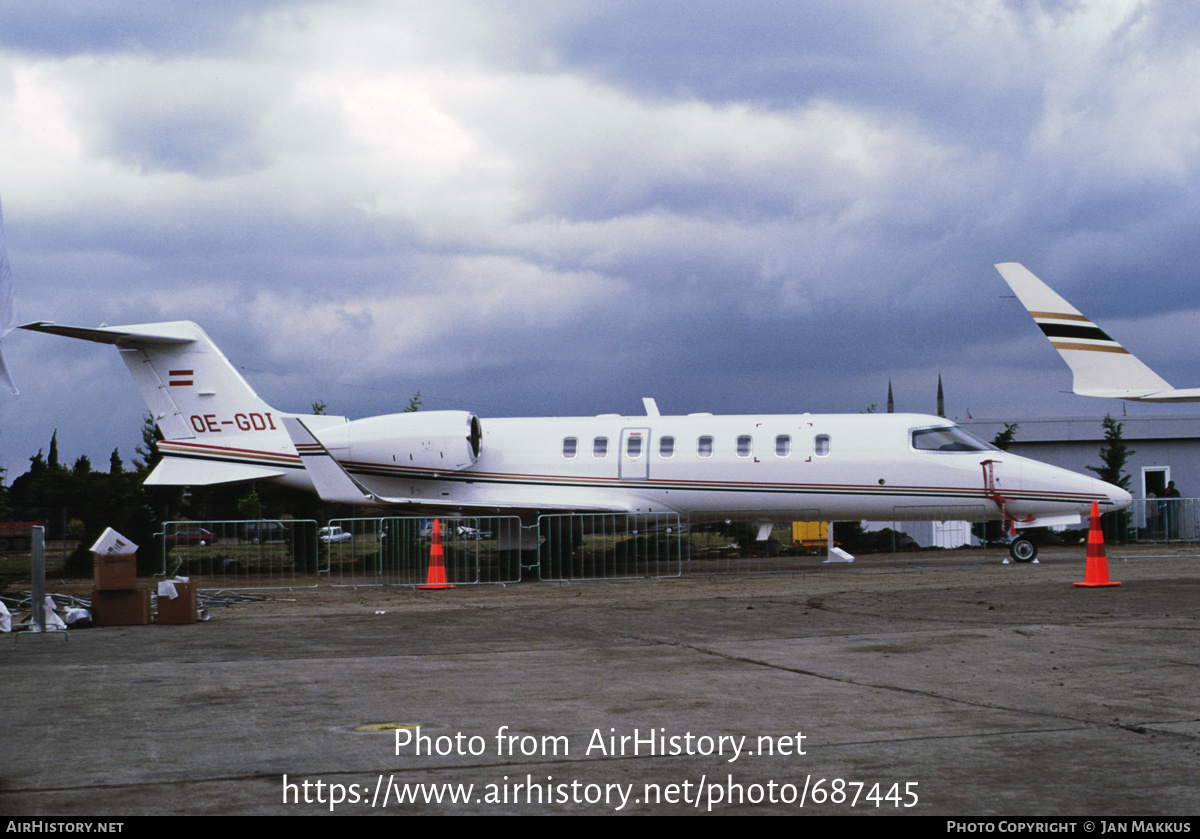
(911, 426, 997, 453)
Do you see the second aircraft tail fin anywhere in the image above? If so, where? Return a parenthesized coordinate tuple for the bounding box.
(994, 262, 1175, 400)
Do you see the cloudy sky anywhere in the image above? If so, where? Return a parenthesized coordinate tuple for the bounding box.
(3, 0, 1200, 475)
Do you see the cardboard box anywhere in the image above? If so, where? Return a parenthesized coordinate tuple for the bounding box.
(156, 581, 199, 625)
(94, 552, 138, 591)
(91, 527, 138, 555)
(91, 589, 150, 626)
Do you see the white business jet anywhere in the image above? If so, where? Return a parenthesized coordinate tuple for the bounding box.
(21, 319, 1129, 562)
(996, 262, 1200, 402)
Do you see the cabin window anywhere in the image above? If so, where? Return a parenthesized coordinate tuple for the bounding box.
(698, 436, 713, 457)
(562, 437, 578, 458)
(593, 437, 608, 457)
(776, 435, 791, 456)
(659, 436, 675, 457)
(815, 434, 830, 457)
(737, 435, 752, 457)
(626, 436, 643, 458)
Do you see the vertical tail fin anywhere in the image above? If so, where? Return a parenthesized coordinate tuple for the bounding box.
(21, 320, 279, 440)
(21, 320, 301, 485)
(995, 263, 1174, 399)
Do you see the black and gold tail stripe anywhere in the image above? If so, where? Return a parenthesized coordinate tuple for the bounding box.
(1028, 311, 1129, 354)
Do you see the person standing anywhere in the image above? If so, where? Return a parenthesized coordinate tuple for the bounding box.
(1163, 481, 1182, 540)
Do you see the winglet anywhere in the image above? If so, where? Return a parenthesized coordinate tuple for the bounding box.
(995, 263, 1173, 399)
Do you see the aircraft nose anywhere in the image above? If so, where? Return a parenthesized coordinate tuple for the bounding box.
(1104, 482, 1133, 511)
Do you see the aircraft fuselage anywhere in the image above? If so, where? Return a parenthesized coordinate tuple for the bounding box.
(170, 409, 1126, 522)
(21, 320, 1131, 524)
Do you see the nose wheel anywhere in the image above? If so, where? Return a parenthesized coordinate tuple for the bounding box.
(1009, 537, 1037, 563)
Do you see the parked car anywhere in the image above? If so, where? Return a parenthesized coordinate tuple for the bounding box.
(318, 526, 353, 544)
(244, 521, 286, 544)
(0, 521, 41, 552)
(167, 527, 214, 546)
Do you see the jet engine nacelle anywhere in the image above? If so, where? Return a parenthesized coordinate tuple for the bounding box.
(322, 410, 482, 472)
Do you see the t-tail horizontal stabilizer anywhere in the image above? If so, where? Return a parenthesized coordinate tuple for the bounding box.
(20, 321, 195, 346)
(282, 416, 413, 507)
(145, 457, 286, 486)
(994, 263, 1200, 402)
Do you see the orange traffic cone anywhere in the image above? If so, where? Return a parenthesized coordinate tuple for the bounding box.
(1074, 502, 1121, 587)
(419, 519, 455, 589)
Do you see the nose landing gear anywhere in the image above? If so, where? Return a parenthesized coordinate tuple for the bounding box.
(1009, 536, 1037, 563)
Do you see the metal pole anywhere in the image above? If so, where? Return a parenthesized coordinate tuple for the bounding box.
(18, 525, 67, 642)
(31, 525, 45, 631)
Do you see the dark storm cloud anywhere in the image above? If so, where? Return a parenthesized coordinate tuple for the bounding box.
(497, 1, 1046, 146)
(0, 0, 298, 56)
(7, 0, 1200, 474)
(98, 100, 273, 178)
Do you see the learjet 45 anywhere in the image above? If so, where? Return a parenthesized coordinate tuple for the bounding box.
(22, 319, 1131, 561)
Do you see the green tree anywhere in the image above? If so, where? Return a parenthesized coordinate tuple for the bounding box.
(405, 391, 422, 413)
(3, 430, 162, 573)
(236, 489, 262, 520)
(130, 414, 182, 548)
(134, 414, 161, 472)
(1087, 415, 1133, 541)
(0, 463, 10, 521)
(311, 400, 327, 415)
(992, 423, 1019, 451)
(1087, 415, 1133, 490)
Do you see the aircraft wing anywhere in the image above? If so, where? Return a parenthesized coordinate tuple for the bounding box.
(994, 263, 1193, 401)
(282, 416, 628, 513)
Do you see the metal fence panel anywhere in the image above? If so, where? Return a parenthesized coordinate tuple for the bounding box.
(537, 513, 682, 581)
(885, 504, 993, 553)
(326, 516, 523, 587)
(162, 520, 320, 589)
(681, 510, 821, 575)
(1127, 497, 1200, 545)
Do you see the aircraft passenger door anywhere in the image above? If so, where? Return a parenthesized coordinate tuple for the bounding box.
(620, 428, 650, 480)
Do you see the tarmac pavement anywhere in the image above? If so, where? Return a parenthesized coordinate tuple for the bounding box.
(2, 547, 1198, 816)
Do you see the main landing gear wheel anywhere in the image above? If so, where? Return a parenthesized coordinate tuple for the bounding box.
(1009, 537, 1037, 563)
